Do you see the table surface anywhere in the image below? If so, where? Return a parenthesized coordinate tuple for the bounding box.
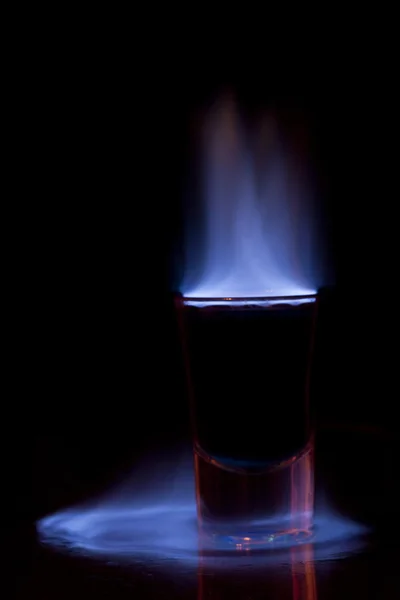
(15, 425, 400, 599)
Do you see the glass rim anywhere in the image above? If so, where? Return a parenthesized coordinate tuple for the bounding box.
(175, 293, 317, 308)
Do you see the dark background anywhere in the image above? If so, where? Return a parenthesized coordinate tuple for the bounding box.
(11, 37, 398, 591)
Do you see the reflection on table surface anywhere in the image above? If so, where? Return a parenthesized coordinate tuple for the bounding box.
(197, 543, 318, 600)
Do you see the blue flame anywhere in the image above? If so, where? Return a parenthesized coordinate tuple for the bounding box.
(37, 452, 368, 569)
(182, 96, 319, 298)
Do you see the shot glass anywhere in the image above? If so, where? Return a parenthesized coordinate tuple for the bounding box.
(175, 294, 318, 548)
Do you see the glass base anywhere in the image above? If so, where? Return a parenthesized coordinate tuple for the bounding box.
(200, 526, 314, 552)
(194, 438, 314, 551)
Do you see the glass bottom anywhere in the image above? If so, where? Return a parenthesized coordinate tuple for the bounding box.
(194, 438, 314, 550)
(200, 527, 315, 553)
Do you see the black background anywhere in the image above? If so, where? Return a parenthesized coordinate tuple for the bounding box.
(10, 31, 398, 594)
